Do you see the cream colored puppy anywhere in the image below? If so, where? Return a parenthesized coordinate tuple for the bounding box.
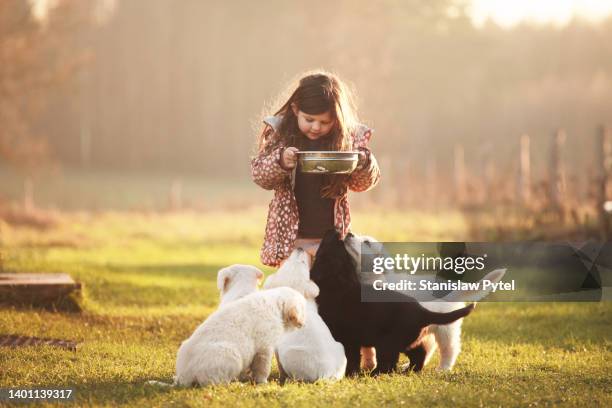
(413, 268, 506, 370)
(264, 248, 346, 382)
(217, 264, 263, 307)
(217, 264, 263, 382)
(148, 264, 264, 387)
(175, 287, 306, 386)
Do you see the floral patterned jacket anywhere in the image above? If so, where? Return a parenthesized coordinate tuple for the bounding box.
(251, 116, 381, 267)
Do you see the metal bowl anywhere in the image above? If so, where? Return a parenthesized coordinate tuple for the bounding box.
(297, 151, 359, 174)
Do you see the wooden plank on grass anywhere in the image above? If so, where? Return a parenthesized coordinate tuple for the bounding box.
(0, 273, 81, 304)
(0, 334, 79, 351)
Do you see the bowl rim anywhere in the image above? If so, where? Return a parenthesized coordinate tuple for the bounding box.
(296, 150, 360, 154)
(299, 157, 357, 161)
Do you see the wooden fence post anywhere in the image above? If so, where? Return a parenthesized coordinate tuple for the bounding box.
(549, 129, 567, 214)
(454, 144, 466, 205)
(518, 134, 531, 205)
(483, 156, 496, 205)
(596, 125, 612, 239)
(23, 177, 34, 212)
(426, 158, 437, 207)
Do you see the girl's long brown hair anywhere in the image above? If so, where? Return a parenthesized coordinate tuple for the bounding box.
(257, 71, 359, 198)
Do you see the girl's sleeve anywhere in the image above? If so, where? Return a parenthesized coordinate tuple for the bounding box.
(251, 126, 291, 190)
(347, 125, 381, 192)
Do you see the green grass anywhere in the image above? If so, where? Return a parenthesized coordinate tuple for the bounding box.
(0, 209, 610, 407)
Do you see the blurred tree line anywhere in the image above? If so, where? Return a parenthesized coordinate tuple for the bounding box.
(2, 0, 612, 183)
(0, 0, 97, 175)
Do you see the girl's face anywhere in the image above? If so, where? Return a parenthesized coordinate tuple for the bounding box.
(292, 104, 335, 141)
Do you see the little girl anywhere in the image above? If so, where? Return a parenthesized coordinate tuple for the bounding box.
(252, 72, 380, 372)
(251, 71, 380, 267)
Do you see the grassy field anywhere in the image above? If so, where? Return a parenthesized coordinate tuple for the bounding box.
(0, 209, 610, 407)
(0, 167, 271, 211)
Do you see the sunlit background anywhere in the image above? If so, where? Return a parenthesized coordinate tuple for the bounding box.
(1, 0, 612, 212)
(2, 4, 611, 405)
(471, 0, 612, 27)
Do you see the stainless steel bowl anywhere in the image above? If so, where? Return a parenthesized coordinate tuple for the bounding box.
(297, 151, 359, 174)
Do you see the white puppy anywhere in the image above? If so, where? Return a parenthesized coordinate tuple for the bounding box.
(217, 264, 264, 382)
(263, 248, 346, 382)
(414, 269, 505, 370)
(148, 264, 264, 387)
(345, 233, 506, 371)
(217, 264, 263, 307)
(175, 287, 306, 386)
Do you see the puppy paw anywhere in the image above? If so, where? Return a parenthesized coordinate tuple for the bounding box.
(361, 357, 377, 371)
(436, 365, 453, 371)
(399, 363, 425, 373)
(360, 347, 377, 371)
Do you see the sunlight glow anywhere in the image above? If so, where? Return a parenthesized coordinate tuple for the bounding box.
(29, 0, 59, 21)
(29, 0, 117, 24)
(470, 0, 612, 28)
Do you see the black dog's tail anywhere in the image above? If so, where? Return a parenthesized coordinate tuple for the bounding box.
(421, 303, 475, 325)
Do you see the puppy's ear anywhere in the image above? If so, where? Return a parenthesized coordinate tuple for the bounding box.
(283, 299, 305, 329)
(217, 267, 234, 293)
(303, 280, 320, 299)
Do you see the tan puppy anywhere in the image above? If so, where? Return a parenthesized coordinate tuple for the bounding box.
(175, 287, 306, 386)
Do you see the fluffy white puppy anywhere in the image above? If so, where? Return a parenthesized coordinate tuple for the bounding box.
(175, 287, 306, 386)
(148, 265, 264, 387)
(217, 264, 263, 307)
(345, 233, 506, 371)
(217, 264, 263, 382)
(263, 248, 346, 382)
(414, 269, 505, 370)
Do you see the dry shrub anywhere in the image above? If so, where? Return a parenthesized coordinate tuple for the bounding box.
(0, 203, 59, 230)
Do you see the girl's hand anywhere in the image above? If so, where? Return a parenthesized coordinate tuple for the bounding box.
(357, 149, 369, 169)
(281, 147, 299, 169)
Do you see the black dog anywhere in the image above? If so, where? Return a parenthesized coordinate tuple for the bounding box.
(311, 230, 475, 376)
